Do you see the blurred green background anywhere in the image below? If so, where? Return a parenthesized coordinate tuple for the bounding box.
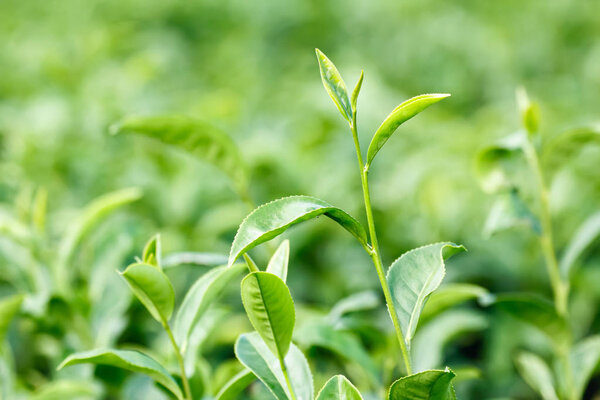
(1, 0, 600, 399)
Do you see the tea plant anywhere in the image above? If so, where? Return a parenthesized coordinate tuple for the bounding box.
(476, 90, 600, 400)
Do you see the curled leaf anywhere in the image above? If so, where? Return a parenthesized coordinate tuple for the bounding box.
(228, 196, 368, 267)
(366, 94, 450, 168)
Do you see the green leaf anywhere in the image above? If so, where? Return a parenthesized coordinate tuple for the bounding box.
(235, 332, 313, 400)
(387, 242, 465, 348)
(173, 264, 245, 352)
(215, 369, 255, 400)
(163, 252, 228, 268)
(111, 115, 249, 196)
(315, 49, 352, 122)
(516, 88, 540, 135)
(58, 349, 183, 400)
(413, 310, 488, 372)
(474, 134, 524, 193)
(514, 352, 559, 400)
(492, 294, 570, 351)
(0, 294, 23, 343)
(351, 70, 364, 113)
(568, 335, 600, 400)
(142, 234, 161, 269)
(228, 196, 368, 267)
(295, 320, 379, 386)
(366, 94, 450, 168)
(120, 263, 175, 325)
(241, 272, 295, 360)
(560, 211, 600, 279)
(266, 240, 290, 282)
(388, 368, 456, 400)
(542, 126, 600, 179)
(56, 188, 142, 288)
(30, 380, 102, 400)
(482, 188, 541, 237)
(328, 290, 379, 323)
(420, 283, 489, 324)
(316, 375, 363, 400)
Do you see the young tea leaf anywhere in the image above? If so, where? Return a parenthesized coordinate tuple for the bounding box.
(266, 240, 290, 282)
(241, 272, 295, 361)
(316, 375, 363, 400)
(228, 196, 368, 267)
(235, 332, 313, 400)
(142, 234, 161, 269)
(516, 88, 540, 136)
(514, 352, 559, 400)
(351, 70, 364, 114)
(366, 94, 450, 168)
(111, 115, 249, 197)
(120, 263, 175, 325)
(315, 49, 352, 122)
(173, 263, 245, 351)
(386, 242, 465, 348)
(215, 369, 255, 400)
(58, 348, 184, 400)
(388, 368, 456, 400)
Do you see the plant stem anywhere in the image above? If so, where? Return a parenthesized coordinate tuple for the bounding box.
(279, 358, 297, 400)
(522, 139, 568, 316)
(164, 323, 192, 400)
(349, 113, 413, 375)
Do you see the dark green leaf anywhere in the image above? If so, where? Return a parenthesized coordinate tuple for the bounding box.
(228, 196, 368, 267)
(58, 349, 183, 400)
(174, 263, 245, 352)
(387, 242, 465, 348)
(388, 368, 456, 400)
(316, 375, 363, 400)
(241, 272, 295, 360)
(366, 94, 450, 168)
(315, 49, 352, 122)
(120, 263, 175, 325)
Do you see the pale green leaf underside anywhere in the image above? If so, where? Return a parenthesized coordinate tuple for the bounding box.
(266, 240, 290, 282)
(387, 242, 465, 347)
(420, 283, 489, 324)
(58, 348, 183, 400)
(366, 94, 450, 167)
(569, 335, 600, 400)
(388, 368, 456, 400)
(316, 49, 352, 121)
(111, 115, 248, 195)
(316, 374, 363, 400)
(120, 263, 175, 324)
(228, 195, 367, 267)
(0, 294, 23, 343)
(174, 263, 245, 352)
(235, 332, 313, 400)
(241, 272, 295, 360)
(560, 211, 600, 278)
(514, 352, 559, 400)
(215, 369, 255, 400)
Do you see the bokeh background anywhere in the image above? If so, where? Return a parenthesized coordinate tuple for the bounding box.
(1, 0, 600, 399)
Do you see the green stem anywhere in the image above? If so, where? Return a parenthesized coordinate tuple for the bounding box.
(164, 323, 193, 400)
(279, 358, 297, 400)
(349, 114, 413, 375)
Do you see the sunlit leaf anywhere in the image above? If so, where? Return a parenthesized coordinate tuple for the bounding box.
(111, 115, 249, 196)
(560, 211, 600, 279)
(174, 264, 245, 352)
(316, 375, 363, 400)
(266, 240, 290, 282)
(516, 88, 540, 136)
(514, 352, 558, 400)
(120, 263, 175, 325)
(241, 272, 295, 360)
(228, 196, 368, 267)
(215, 369, 255, 400)
(235, 332, 313, 400)
(366, 94, 450, 168)
(387, 242, 465, 348)
(413, 310, 488, 372)
(388, 368, 456, 400)
(58, 349, 183, 400)
(315, 49, 352, 122)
